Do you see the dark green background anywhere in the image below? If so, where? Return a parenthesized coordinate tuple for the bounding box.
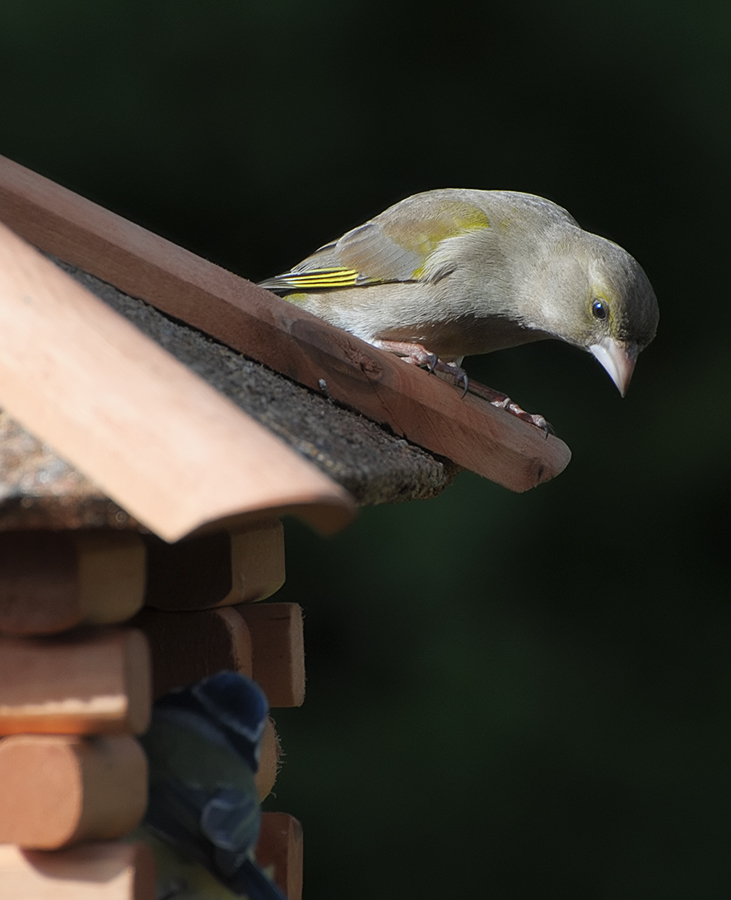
(3, 2, 730, 897)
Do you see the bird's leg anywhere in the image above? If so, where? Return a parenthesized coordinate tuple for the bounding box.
(374, 340, 469, 394)
(373, 339, 550, 432)
(467, 382, 554, 435)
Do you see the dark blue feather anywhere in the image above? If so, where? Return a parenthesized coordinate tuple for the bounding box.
(139, 672, 288, 900)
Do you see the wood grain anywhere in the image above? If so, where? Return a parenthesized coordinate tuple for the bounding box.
(0, 215, 355, 543)
(0, 531, 146, 636)
(0, 734, 147, 849)
(0, 154, 571, 493)
(230, 519, 286, 604)
(0, 629, 151, 735)
(238, 602, 305, 708)
(0, 841, 155, 900)
(133, 606, 254, 698)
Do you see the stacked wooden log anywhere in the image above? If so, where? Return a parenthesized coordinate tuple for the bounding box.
(0, 521, 303, 899)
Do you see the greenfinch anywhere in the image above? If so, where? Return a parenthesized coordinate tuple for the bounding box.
(260, 189, 658, 403)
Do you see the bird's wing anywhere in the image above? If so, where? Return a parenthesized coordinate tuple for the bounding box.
(145, 778, 215, 867)
(201, 786, 260, 861)
(259, 193, 491, 291)
(201, 787, 291, 900)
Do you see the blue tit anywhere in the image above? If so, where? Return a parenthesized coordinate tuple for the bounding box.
(260, 189, 658, 398)
(132, 672, 287, 900)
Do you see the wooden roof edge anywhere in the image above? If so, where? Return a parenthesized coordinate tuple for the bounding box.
(0, 220, 355, 543)
(0, 154, 571, 493)
(184, 499, 354, 539)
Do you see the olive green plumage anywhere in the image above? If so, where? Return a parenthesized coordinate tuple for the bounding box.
(260, 189, 659, 396)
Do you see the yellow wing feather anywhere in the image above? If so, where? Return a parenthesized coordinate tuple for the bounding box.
(265, 267, 364, 290)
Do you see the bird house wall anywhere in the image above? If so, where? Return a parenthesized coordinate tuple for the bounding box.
(0, 523, 302, 899)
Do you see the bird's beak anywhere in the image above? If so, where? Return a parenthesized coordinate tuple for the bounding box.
(589, 338, 639, 397)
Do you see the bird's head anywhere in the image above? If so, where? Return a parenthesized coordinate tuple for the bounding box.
(528, 230, 659, 395)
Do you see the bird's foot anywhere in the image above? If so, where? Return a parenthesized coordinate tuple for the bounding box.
(466, 382, 554, 435)
(375, 340, 469, 395)
(375, 341, 551, 433)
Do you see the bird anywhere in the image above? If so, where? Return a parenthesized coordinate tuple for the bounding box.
(130, 672, 288, 900)
(259, 189, 659, 424)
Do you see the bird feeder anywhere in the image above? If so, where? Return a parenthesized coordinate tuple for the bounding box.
(0, 154, 570, 899)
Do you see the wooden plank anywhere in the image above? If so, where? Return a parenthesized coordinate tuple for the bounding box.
(0, 154, 571, 493)
(133, 606, 253, 698)
(0, 841, 155, 899)
(0, 629, 151, 735)
(143, 520, 285, 612)
(0, 734, 147, 849)
(257, 813, 303, 900)
(238, 602, 305, 708)
(0, 218, 355, 544)
(0, 531, 145, 636)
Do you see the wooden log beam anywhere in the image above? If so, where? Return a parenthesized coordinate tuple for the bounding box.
(0, 734, 147, 849)
(0, 629, 151, 735)
(238, 603, 305, 708)
(0, 531, 145, 636)
(0, 842, 155, 899)
(257, 812, 304, 900)
(143, 520, 285, 612)
(135, 602, 303, 707)
(134, 607, 253, 699)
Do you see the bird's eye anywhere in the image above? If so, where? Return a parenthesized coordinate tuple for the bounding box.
(591, 299, 608, 320)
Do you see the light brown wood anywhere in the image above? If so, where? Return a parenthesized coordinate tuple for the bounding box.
(143, 520, 285, 612)
(238, 603, 305, 708)
(0, 154, 571, 493)
(0, 841, 155, 899)
(133, 606, 253, 698)
(255, 716, 280, 801)
(77, 532, 147, 625)
(0, 629, 151, 734)
(0, 734, 147, 849)
(0, 531, 146, 636)
(131, 608, 279, 796)
(257, 812, 303, 900)
(0, 217, 355, 543)
(230, 519, 286, 604)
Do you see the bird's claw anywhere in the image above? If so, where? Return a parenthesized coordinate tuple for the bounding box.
(466, 382, 554, 436)
(427, 358, 470, 396)
(507, 405, 554, 436)
(376, 339, 549, 430)
(375, 339, 468, 392)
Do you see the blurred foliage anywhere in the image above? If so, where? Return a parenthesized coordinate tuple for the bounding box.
(2, 1, 730, 896)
